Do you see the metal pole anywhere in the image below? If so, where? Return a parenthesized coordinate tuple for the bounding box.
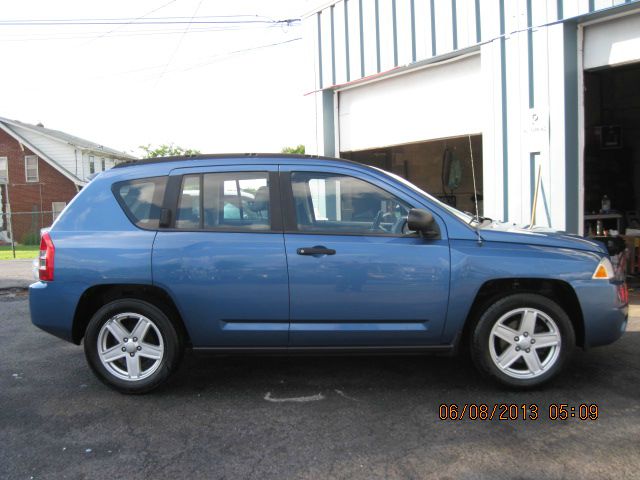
(529, 165, 542, 229)
(3, 182, 16, 258)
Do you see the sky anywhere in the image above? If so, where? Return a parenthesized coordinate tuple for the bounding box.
(0, 0, 318, 157)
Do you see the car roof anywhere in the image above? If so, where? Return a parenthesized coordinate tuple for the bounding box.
(112, 153, 366, 171)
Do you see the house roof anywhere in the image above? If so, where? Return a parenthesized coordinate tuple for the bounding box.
(0, 117, 136, 159)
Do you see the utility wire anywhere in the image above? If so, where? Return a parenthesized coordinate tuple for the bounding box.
(156, 37, 302, 76)
(86, 37, 302, 81)
(82, 0, 179, 45)
(154, 0, 204, 87)
(0, 18, 300, 26)
(0, 14, 279, 23)
(0, 24, 288, 42)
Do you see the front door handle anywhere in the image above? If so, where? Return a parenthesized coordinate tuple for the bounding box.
(297, 246, 336, 256)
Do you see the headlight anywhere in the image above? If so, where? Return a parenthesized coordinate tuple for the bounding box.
(592, 257, 614, 280)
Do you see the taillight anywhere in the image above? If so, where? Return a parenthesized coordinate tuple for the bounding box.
(39, 232, 55, 281)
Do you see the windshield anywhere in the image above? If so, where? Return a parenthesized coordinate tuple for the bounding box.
(372, 167, 478, 225)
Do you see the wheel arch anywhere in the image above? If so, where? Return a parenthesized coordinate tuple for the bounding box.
(461, 278, 585, 349)
(72, 284, 190, 346)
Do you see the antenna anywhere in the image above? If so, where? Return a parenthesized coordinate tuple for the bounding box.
(468, 135, 480, 223)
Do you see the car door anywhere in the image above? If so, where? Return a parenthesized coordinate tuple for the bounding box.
(152, 165, 289, 347)
(281, 165, 450, 347)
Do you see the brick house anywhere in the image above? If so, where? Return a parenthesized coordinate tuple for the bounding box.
(0, 117, 136, 244)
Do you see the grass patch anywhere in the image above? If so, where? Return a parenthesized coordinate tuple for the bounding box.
(0, 245, 39, 260)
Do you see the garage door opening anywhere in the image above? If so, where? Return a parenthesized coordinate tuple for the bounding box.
(341, 135, 483, 216)
(583, 63, 640, 238)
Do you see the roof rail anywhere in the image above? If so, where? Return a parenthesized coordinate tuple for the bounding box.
(112, 152, 343, 169)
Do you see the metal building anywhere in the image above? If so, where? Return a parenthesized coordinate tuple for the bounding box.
(303, 0, 640, 234)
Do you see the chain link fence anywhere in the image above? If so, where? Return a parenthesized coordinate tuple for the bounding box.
(1, 208, 59, 247)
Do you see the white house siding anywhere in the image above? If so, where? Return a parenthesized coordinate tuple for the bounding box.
(7, 124, 132, 183)
(10, 124, 78, 178)
(306, 0, 640, 233)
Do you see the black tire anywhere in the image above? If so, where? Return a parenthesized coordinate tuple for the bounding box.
(84, 299, 183, 394)
(470, 293, 575, 388)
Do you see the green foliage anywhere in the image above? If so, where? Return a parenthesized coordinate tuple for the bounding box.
(281, 145, 305, 155)
(139, 144, 201, 159)
(20, 231, 40, 246)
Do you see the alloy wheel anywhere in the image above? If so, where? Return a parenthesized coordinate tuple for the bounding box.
(488, 307, 561, 379)
(97, 312, 165, 381)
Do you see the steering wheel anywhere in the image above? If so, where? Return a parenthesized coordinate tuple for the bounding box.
(371, 210, 387, 232)
(391, 216, 410, 234)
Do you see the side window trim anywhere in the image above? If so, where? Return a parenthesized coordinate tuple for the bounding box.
(279, 171, 297, 232)
(163, 174, 183, 228)
(162, 170, 283, 233)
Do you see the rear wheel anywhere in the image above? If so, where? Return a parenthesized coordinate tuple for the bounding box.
(471, 293, 575, 388)
(84, 299, 183, 394)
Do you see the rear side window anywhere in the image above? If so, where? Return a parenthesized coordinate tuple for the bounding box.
(175, 172, 270, 231)
(114, 176, 167, 229)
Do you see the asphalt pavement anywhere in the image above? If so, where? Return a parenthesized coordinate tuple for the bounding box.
(1, 291, 639, 480)
(0, 259, 36, 289)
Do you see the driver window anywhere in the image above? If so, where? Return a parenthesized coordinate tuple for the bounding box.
(291, 172, 412, 235)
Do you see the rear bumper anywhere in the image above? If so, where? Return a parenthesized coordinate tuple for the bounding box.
(573, 281, 628, 348)
(29, 281, 84, 344)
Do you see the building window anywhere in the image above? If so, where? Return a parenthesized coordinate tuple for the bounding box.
(25, 155, 38, 182)
(101, 158, 106, 171)
(0, 156, 7, 183)
(52, 202, 67, 222)
(89, 156, 95, 174)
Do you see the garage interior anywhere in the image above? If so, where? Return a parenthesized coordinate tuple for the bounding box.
(584, 62, 640, 236)
(341, 134, 483, 217)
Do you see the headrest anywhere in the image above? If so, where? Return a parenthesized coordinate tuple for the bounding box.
(250, 186, 269, 211)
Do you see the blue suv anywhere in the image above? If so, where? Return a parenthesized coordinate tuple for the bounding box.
(30, 154, 628, 393)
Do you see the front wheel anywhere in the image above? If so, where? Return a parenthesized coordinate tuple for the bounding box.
(84, 299, 183, 394)
(471, 293, 575, 388)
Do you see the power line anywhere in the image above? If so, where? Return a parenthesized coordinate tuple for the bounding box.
(0, 14, 278, 23)
(0, 18, 300, 26)
(158, 37, 303, 75)
(0, 24, 289, 42)
(84, 0, 179, 44)
(154, 0, 205, 87)
(86, 37, 302, 81)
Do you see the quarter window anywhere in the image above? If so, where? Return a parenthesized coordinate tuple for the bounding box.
(114, 176, 167, 229)
(175, 172, 270, 231)
(291, 172, 411, 235)
(25, 155, 38, 182)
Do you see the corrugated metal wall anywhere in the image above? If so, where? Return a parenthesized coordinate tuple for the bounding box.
(311, 0, 630, 90)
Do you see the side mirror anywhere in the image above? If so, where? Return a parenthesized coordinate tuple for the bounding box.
(407, 208, 439, 238)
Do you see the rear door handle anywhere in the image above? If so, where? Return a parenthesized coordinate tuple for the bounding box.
(297, 246, 336, 256)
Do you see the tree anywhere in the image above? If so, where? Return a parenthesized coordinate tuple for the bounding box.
(139, 144, 201, 159)
(281, 145, 305, 154)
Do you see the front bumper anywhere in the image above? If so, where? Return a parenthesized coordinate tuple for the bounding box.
(573, 280, 628, 348)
